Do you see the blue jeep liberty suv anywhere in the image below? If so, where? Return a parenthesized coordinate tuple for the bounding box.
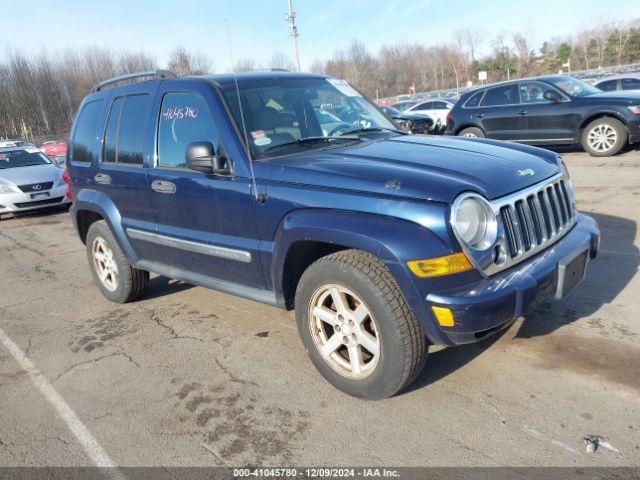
(67, 70, 600, 399)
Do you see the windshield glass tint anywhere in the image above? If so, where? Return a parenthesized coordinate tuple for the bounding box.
(0, 150, 51, 169)
(547, 76, 600, 97)
(221, 77, 396, 158)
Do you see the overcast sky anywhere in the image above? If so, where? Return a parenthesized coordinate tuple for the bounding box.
(2, 0, 638, 71)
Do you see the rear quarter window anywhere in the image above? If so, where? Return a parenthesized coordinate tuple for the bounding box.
(71, 100, 104, 164)
(463, 91, 483, 108)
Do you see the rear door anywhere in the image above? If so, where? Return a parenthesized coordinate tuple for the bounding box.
(476, 84, 521, 140)
(94, 85, 158, 259)
(143, 80, 266, 288)
(516, 81, 577, 142)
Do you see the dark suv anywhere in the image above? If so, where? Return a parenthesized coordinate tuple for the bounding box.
(68, 70, 600, 399)
(445, 75, 640, 157)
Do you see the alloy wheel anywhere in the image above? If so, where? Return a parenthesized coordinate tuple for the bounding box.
(587, 124, 617, 152)
(308, 284, 380, 379)
(92, 237, 119, 292)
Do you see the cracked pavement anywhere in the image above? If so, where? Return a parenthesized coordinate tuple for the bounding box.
(0, 148, 639, 467)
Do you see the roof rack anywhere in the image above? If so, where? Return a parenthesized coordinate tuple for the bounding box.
(91, 70, 177, 93)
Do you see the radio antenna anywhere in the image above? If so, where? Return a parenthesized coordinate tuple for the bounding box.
(225, 18, 259, 201)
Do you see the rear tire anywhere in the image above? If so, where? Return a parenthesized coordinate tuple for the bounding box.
(458, 127, 485, 138)
(86, 220, 149, 303)
(295, 249, 427, 399)
(581, 117, 627, 157)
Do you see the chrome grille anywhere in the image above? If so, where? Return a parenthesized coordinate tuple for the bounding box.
(499, 178, 575, 260)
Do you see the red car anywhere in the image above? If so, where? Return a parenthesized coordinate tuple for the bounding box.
(39, 141, 68, 158)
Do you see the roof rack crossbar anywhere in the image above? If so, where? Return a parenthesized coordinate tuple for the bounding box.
(91, 70, 177, 92)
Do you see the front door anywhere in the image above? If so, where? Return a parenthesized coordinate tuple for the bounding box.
(143, 81, 266, 289)
(516, 81, 577, 142)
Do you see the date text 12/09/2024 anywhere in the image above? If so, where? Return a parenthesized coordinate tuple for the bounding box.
(233, 468, 401, 478)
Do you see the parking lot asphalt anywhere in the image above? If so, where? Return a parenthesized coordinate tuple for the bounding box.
(1, 147, 639, 468)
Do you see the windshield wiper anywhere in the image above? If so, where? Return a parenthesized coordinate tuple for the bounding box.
(338, 127, 407, 136)
(264, 135, 361, 153)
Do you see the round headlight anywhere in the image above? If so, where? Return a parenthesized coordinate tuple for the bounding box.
(452, 194, 497, 250)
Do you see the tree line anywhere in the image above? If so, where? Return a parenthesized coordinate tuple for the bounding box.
(312, 19, 640, 98)
(0, 46, 213, 140)
(1, 18, 639, 139)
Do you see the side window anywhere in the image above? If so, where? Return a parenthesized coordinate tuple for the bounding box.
(621, 78, 640, 90)
(71, 100, 103, 163)
(481, 84, 519, 106)
(157, 92, 219, 169)
(597, 80, 618, 92)
(519, 82, 554, 104)
(433, 101, 447, 109)
(464, 91, 483, 108)
(418, 102, 433, 110)
(102, 94, 150, 165)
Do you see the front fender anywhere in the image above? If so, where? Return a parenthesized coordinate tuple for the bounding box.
(270, 208, 454, 341)
(71, 189, 139, 263)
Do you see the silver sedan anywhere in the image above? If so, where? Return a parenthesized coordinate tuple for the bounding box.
(0, 147, 70, 218)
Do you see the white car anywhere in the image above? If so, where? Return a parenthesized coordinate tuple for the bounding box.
(595, 74, 640, 94)
(0, 146, 70, 219)
(405, 99, 455, 126)
(0, 139, 34, 148)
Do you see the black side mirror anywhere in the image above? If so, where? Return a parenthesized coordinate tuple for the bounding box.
(185, 141, 230, 175)
(543, 90, 562, 103)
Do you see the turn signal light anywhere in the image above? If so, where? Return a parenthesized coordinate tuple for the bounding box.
(432, 306, 455, 327)
(407, 252, 472, 278)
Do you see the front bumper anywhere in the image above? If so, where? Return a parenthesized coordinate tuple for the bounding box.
(426, 213, 600, 345)
(0, 185, 70, 214)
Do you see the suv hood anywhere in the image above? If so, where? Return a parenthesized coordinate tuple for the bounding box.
(0, 164, 61, 186)
(262, 135, 560, 203)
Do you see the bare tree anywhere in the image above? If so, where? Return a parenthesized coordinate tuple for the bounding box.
(168, 46, 214, 76)
(268, 51, 295, 71)
(233, 58, 258, 72)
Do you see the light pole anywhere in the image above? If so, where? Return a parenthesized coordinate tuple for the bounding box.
(284, 0, 301, 71)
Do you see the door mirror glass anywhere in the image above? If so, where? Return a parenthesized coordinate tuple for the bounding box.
(185, 141, 230, 175)
(543, 90, 562, 103)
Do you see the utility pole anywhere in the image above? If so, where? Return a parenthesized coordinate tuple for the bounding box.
(284, 0, 301, 71)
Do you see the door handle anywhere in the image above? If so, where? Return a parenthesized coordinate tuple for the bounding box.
(518, 110, 528, 116)
(151, 180, 176, 194)
(94, 173, 112, 185)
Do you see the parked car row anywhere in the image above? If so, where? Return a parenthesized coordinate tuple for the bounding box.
(381, 73, 640, 157)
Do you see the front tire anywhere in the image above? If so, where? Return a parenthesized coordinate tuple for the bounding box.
(458, 127, 485, 138)
(581, 117, 627, 157)
(295, 250, 427, 399)
(86, 220, 149, 303)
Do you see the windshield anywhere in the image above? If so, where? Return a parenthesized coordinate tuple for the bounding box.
(547, 76, 601, 97)
(221, 77, 397, 158)
(0, 150, 51, 169)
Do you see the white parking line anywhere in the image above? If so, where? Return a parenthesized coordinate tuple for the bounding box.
(0, 326, 124, 476)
